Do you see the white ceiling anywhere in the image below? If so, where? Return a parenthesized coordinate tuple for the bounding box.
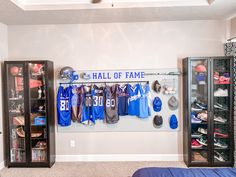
(0, 0, 235, 25)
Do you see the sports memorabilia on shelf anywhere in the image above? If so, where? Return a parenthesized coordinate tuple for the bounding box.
(3, 61, 55, 168)
(182, 57, 234, 167)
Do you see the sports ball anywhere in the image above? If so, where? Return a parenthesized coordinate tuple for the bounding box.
(10, 66, 20, 76)
(30, 64, 43, 73)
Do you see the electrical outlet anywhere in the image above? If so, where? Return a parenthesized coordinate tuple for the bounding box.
(70, 140, 75, 147)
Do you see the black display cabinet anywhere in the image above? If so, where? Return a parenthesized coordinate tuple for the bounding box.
(182, 57, 234, 167)
(2, 61, 55, 167)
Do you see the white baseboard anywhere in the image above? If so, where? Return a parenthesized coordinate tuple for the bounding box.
(0, 161, 4, 170)
(56, 154, 183, 162)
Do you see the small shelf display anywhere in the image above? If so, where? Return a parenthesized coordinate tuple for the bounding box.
(3, 61, 55, 167)
(182, 57, 234, 167)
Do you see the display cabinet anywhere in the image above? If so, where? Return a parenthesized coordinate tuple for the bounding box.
(3, 60, 55, 167)
(182, 57, 234, 167)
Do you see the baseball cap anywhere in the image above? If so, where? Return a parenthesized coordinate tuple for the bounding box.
(196, 73, 206, 85)
(153, 97, 162, 112)
(170, 114, 178, 129)
(168, 96, 179, 110)
(153, 80, 161, 93)
(195, 65, 207, 72)
(153, 115, 163, 128)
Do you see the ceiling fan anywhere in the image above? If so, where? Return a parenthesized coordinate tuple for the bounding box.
(91, 0, 102, 3)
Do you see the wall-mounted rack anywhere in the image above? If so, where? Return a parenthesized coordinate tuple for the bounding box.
(59, 80, 149, 85)
(144, 71, 181, 76)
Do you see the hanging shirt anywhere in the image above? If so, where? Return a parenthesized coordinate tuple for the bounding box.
(81, 85, 95, 125)
(77, 85, 85, 123)
(71, 85, 78, 122)
(138, 83, 151, 118)
(118, 84, 129, 116)
(127, 84, 140, 116)
(57, 86, 72, 126)
(104, 84, 119, 124)
(92, 85, 105, 121)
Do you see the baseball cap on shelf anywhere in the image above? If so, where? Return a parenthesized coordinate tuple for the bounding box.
(152, 80, 161, 93)
(195, 65, 207, 72)
(168, 96, 179, 110)
(170, 114, 178, 129)
(153, 115, 163, 128)
(196, 73, 206, 85)
(153, 97, 162, 112)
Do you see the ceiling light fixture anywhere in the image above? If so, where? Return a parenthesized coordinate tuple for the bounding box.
(11, 0, 213, 11)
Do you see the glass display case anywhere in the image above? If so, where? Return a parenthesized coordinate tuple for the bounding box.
(183, 57, 234, 167)
(3, 61, 55, 167)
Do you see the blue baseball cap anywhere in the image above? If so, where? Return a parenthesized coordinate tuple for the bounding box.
(170, 114, 178, 129)
(153, 97, 162, 112)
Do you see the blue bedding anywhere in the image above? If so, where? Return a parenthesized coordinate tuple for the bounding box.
(132, 167, 236, 177)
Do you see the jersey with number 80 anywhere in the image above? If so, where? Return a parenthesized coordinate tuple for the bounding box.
(106, 98, 115, 108)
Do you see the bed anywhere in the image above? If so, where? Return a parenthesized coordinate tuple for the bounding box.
(132, 167, 236, 177)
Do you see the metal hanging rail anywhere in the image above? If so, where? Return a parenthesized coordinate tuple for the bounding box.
(59, 80, 149, 85)
(144, 71, 181, 76)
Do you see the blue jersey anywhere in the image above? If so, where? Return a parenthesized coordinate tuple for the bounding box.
(138, 83, 151, 118)
(118, 84, 129, 116)
(127, 84, 140, 116)
(81, 85, 95, 125)
(57, 86, 72, 126)
(92, 85, 105, 120)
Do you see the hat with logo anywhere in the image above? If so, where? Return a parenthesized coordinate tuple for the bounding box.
(170, 114, 178, 129)
(153, 115, 163, 128)
(168, 96, 179, 110)
(196, 73, 206, 85)
(153, 97, 162, 112)
(195, 65, 207, 72)
(153, 80, 161, 93)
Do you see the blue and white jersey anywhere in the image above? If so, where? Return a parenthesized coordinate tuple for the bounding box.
(138, 83, 151, 118)
(92, 85, 105, 121)
(118, 84, 129, 116)
(57, 86, 72, 126)
(127, 84, 141, 116)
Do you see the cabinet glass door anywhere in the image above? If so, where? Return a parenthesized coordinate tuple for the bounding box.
(28, 63, 47, 162)
(212, 59, 232, 163)
(7, 64, 26, 163)
(190, 59, 209, 163)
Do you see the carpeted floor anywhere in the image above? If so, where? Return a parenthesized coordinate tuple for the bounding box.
(0, 161, 186, 177)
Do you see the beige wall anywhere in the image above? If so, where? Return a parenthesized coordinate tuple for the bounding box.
(231, 17, 236, 38)
(8, 20, 226, 160)
(0, 23, 8, 166)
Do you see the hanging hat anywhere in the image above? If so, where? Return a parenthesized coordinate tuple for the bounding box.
(170, 114, 178, 129)
(153, 97, 162, 112)
(153, 115, 163, 128)
(153, 80, 161, 93)
(168, 96, 179, 110)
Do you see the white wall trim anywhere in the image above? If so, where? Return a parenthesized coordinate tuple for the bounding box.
(56, 154, 183, 162)
(0, 161, 4, 170)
